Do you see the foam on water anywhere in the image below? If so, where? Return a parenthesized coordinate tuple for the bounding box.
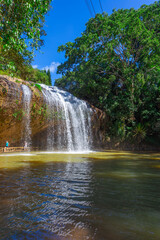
(38, 150, 94, 154)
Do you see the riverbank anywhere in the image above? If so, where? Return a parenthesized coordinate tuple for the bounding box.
(102, 137, 160, 152)
(0, 147, 30, 153)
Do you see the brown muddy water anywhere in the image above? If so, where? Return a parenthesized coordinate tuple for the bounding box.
(0, 151, 160, 240)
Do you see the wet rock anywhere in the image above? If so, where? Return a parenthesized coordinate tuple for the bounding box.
(0, 75, 107, 149)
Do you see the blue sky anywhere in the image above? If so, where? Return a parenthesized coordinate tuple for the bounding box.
(32, 0, 156, 84)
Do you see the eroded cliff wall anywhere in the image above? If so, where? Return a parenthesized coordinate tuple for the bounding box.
(0, 75, 106, 149)
(0, 75, 51, 147)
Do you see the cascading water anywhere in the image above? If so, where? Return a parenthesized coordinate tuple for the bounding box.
(41, 85, 93, 152)
(22, 84, 32, 149)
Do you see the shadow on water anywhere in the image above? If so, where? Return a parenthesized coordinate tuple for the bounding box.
(0, 151, 160, 239)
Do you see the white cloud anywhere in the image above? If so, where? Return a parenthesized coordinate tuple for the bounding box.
(32, 64, 38, 69)
(43, 62, 60, 73)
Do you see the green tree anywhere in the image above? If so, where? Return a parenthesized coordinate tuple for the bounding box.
(47, 69, 52, 85)
(0, 0, 52, 72)
(23, 66, 52, 86)
(56, 1, 160, 142)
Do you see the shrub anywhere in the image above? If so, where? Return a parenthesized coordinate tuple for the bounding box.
(35, 84, 42, 92)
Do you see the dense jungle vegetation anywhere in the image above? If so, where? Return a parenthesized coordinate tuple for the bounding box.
(0, 0, 52, 85)
(56, 1, 160, 143)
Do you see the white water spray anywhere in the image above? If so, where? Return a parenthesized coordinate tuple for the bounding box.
(41, 85, 93, 152)
(22, 85, 32, 149)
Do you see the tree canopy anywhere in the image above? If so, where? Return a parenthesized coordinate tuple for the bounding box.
(56, 1, 160, 142)
(0, 0, 52, 74)
(25, 67, 52, 85)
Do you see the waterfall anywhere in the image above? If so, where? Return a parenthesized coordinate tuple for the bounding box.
(22, 85, 32, 149)
(41, 85, 93, 152)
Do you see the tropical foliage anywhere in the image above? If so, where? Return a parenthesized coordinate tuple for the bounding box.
(25, 67, 52, 85)
(0, 66, 52, 86)
(0, 0, 52, 82)
(56, 1, 160, 142)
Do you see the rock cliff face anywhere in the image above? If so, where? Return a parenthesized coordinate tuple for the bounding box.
(0, 75, 107, 149)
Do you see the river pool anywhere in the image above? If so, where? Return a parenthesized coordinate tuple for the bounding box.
(0, 151, 160, 240)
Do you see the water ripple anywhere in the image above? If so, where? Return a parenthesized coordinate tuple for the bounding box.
(0, 156, 160, 239)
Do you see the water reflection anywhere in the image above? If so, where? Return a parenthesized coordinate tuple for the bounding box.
(0, 159, 94, 239)
(0, 152, 160, 239)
